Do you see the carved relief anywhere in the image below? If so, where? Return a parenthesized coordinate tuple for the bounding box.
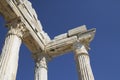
(7, 21, 28, 39)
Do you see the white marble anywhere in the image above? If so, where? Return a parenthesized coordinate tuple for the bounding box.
(0, 26, 24, 80)
(0, 0, 96, 80)
(74, 42, 94, 80)
(34, 56, 48, 80)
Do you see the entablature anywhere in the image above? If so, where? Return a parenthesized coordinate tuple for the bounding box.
(45, 25, 96, 58)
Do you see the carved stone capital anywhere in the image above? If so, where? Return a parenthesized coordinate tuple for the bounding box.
(73, 41, 88, 57)
(7, 22, 27, 39)
(35, 55, 48, 69)
(73, 42, 94, 80)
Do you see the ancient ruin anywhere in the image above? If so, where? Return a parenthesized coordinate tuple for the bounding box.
(0, 0, 96, 80)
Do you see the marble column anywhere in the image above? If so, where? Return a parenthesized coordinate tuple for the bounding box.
(0, 24, 25, 80)
(34, 55, 48, 80)
(73, 42, 94, 80)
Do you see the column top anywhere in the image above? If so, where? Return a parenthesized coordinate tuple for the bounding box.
(7, 22, 27, 38)
(73, 42, 89, 57)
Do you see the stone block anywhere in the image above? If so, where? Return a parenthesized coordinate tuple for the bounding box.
(54, 33, 67, 40)
(68, 25, 87, 37)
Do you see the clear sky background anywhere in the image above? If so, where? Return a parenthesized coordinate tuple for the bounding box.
(0, 0, 120, 80)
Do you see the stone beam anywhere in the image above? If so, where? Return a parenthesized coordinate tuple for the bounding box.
(0, 0, 51, 54)
(45, 25, 96, 58)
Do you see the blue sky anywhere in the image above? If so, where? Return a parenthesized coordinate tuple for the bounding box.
(0, 0, 120, 80)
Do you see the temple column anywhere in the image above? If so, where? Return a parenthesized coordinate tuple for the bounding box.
(73, 42, 94, 80)
(34, 55, 48, 80)
(0, 23, 26, 80)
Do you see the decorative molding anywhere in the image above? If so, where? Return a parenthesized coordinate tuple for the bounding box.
(7, 22, 28, 39)
(35, 56, 48, 69)
(73, 41, 89, 58)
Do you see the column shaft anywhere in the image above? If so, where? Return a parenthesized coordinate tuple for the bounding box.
(0, 34, 22, 80)
(34, 56, 48, 80)
(0, 24, 25, 80)
(74, 43, 94, 80)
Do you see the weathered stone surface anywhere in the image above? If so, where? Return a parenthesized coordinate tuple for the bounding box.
(68, 25, 87, 37)
(0, 1, 96, 80)
(73, 42, 94, 80)
(45, 27, 96, 57)
(0, 0, 51, 54)
(34, 55, 48, 80)
(54, 33, 67, 40)
(0, 25, 25, 80)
